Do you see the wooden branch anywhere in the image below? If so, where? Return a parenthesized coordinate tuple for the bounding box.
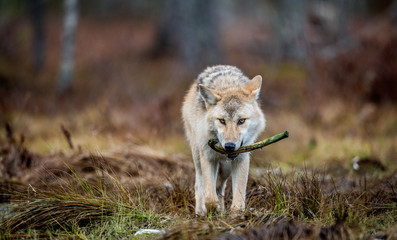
(208, 131, 289, 154)
(61, 125, 74, 150)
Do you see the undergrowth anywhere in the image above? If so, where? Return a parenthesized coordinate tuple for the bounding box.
(1, 165, 396, 239)
(0, 168, 169, 239)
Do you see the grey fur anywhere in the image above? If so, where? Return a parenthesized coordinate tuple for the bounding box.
(195, 65, 250, 111)
(197, 65, 249, 91)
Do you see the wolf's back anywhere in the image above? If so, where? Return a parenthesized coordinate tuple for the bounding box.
(197, 65, 250, 91)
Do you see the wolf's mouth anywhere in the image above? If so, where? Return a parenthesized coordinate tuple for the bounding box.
(227, 153, 239, 159)
(227, 140, 243, 159)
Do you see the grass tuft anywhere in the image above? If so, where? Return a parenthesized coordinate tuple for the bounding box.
(1, 165, 397, 239)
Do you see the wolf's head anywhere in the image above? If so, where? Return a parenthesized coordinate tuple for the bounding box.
(199, 75, 266, 160)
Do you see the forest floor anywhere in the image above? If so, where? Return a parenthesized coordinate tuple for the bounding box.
(1, 16, 397, 239)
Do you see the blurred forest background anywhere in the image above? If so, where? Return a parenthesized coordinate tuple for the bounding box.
(1, 0, 396, 181)
(1, 0, 397, 238)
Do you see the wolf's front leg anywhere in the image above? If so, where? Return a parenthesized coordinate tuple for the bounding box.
(194, 170, 206, 216)
(192, 149, 206, 216)
(217, 160, 231, 213)
(231, 154, 250, 214)
(200, 151, 219, 212)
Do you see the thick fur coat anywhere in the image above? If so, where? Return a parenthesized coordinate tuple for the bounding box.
(182, 65, 266, 216)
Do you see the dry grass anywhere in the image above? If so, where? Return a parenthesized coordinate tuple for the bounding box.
(1, 158, 397, 239)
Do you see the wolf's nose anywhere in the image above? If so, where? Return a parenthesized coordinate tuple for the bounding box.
(224, 142, 236, 152)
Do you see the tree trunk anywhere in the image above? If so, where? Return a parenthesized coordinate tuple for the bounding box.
(58, 0, 79, 92)
(152, 0, 221, 69)
(28, 0, 45, 71)
(272, 0, 308, 61)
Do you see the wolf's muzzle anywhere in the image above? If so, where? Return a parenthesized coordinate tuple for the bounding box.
(225, 141, 243, 159)
(224, 142, 236, 152)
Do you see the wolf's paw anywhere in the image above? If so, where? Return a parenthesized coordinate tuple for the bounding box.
(204, 200, 219, 214)
(195, 206, 207, 217)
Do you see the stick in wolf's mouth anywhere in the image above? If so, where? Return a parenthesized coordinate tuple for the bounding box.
(208, 131, 289, 155)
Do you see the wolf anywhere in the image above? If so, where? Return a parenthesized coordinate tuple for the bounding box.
(182, 65, 266, 216)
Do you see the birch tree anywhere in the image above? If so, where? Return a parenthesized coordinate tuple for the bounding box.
(58, 0, 79, 92)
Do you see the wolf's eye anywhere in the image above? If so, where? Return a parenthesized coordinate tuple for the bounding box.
(219, 119, 226, 125)
(237, 118, 246, 125)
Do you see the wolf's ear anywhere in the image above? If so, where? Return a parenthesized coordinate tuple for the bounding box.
(199, 84, 221, 105)
(244, 75, 262, 100)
